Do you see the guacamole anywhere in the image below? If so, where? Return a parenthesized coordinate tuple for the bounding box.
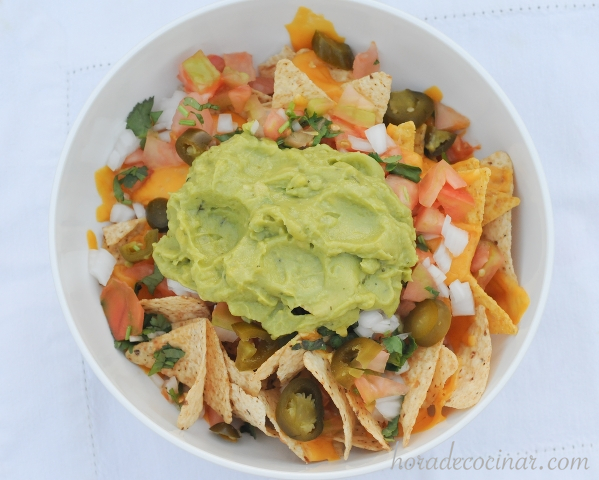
(153, 133, 417, 338)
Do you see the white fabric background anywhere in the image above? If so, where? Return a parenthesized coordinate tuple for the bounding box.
(1, 0, 597, 478)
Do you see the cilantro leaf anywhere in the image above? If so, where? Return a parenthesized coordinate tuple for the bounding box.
(148, 343, 185, 376)
(305, 112, 340, 146)
(374, 59, 380, 65)
(168, 388, 182, 409)
(425, 286, 439, 299)
(194, 112, 205, 125)
(368, 152, 384, 163)
(416, 234, 429, 252)
(137, 265, 164, 295)
(316, 326, 336, 337)
(114, 339, 136, 354)
(113, 166, 148, 204)
(141, 313, 172, 338)
(291, 339, 327, 351)
(389, 163, 422, 183)
(126, 97, 162, 148)
(240, 422, 257, 439)
(214, 128, 243, 142)
(382, 414, 400, 442)
(384, 335, 417, 371)
(315, 325, 358, 349)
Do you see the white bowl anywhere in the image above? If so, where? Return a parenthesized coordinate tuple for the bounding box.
(50, 0, 553, 477)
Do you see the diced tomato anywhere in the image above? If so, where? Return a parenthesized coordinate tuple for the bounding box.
(100, 278, 144, 340)
(249, 77, 275, 95)
(353, 41, 380, 79)
(154, 279, 176, 298)
(434, 102, 470, 132)
(207, 54, 225, 72)
(418, 160, 467, 207)
(382, 144, 403, 159)
(402, 263, 437, 302)
(263, 110, 288, 140)
(414, 207, 445, 235)
(171, 92, 215, 137)
(367, 350, 390, 373)
(472, 239, 505, 288)
(385, 174, 419, 211)
(179, 50, 222, 96)
(416, 248, 434, 264)
(436, 183, 475, 221)
(143, 132, 185, 169)
(123, 148, 144, 166)
(354, 374, 409, 405)
(123, 259, 155, 282)
(331, 84, 376, 128)
(221, 67, 250, 88)
(397, 300, 416, 318)
(447, 134, 480, 163)
(203, 404, 224, 427)
(228, 85, 252, 114)
(223, 52, 256, 82)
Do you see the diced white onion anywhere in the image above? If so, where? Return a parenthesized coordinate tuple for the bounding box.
(216, 114, 237, 133)
(386, 133, 396, 149)
(164, 376, 178, 393)
(423, 262, 450, 298)
(115, 129, 139, 156)
(166, 278, 199, 297)
(433, 241, 452, 274)
(132, 202, 146, 219)
(422, 257, 431, 268)
(106, 149, 126, 171)
(358, 310, 384, 328)
(150, 374, 164, 388)
(442, 215, 469, 256)
(375, 395, 404, 421)
(397, 333, 410, 340)
(147, 331, 166, 339)
(214, 326, 239, 343)
(397, 361, 410, 374)
(355, 325, 374, 338)
(348, 135, 373, 152)
(88, 249, 116, 286)
(276, 108, 288, 120)
(158, 131, 171, 142)
(109, 203, 136, 223)
(371, 315, 400, 334)
(291, 120, 302, 132)
(153, 90, 187, 131)
(364, 123, 388, 155)
(250, 119, 260, 135)
(449, 280, 475, 316)
(128, 335, 144, 342)
(422, 233, 440, 241)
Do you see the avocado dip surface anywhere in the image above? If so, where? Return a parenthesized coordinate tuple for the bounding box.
(153, 133, 417, 338)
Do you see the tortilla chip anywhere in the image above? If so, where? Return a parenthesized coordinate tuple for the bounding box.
(446, 305, 492, 409)
(468, 276, 518, 335)
(483, 211, 517, 281)
(204, 321, 232, 423)
(230, 384, 275, 437)
(272, 59, 331, 109)
(328, 67, 353, 83)
(424, 346, 458, 407)
(102, 219, 147, 264)
(482, 192, 520, 226)
(399, 342, 442, 447)
(260, 389, 308, 462)
(170, 318, 201, 330)
(258, 45, 296, 78)
(253, 341, 288, 385)
(125, 319, 207, 387)
(346, 391, 390, 451)
(222, 348, 261, 396)
(452, 158, 480, 172)
(387, 121, 416, 153)
(334, 423, 387, 451)
(344, 72, 392, 124)
(303, 351, 355, 459)
(485, 269, 530, 325)
(251, 88, 272, 104)
(277, 342, 306, 384)
(140, 296, 211, 323)
(481, 151, 513, 188)
(414, 124, 427, 156)
(459, 167, 491, 226)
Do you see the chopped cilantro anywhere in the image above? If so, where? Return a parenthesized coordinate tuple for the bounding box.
(382, 414, 400, 442)
(316, 325, 358, 350)
(240, 422, 257, 439)
(114, 339, 136, 353)
(142, 313, 172, 338)
(214, 128, 243, 142)
(441, 151, 450, 163)
(194, 112, 204, 124)
(148, 344, 185, 376)
(305, 112, 340, 145)
(126, 97, 162, 149)
(383, 334, 417, 371)
(316, 326, 336, 337)
(425, 286, 440, 299)
(113, 166, 148, 204)
(389, 163, 422, 183)
(168, 388, 182, 409)
(291, 339, 327, 351)
(416, 234, 429, 252)
(136, 265, 164, 295)
(373, 59, 380, 65)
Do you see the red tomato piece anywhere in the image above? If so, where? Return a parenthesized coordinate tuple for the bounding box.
(223, 52, 256, 82)
(100, 278, 144, 340)
(436, 183, 475, 221)
(434, 102, 470, 132)
(352, 41, 380, 79)
(418, 160, 467, 207)
(171, 91, 215, 137)
(472, 239, 505, 288)
(263, 110, 288, 140)
(414, 207, 445, 235)
(354, 374, 409, 405)
(228, 84, 252, 114)
(207, 54, 225, 72)
(447, 134, 480, 162)
(402, 263, 437, 302)
(203, 404, 225, 427)
(143, 132, 185, 169)
(385, 174, 419, 211)
(397, 300, 416, 318)
(153, 279, 176, 298)
(367, 350, 390, 373)
(248, 77, 275, 95)
(123, 148, 144, 166)
(123, 259, 155, 282)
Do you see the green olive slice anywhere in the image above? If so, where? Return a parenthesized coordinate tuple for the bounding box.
(424, 127, 456, 158)
(276, 377, 324, 441)
(331, 337, 383, 389)
(383, 89, 435, 127)
(311, 31, 354, 70)
(175, 128, 213, 165)
(145, 197, 168, 232)
(209, 422, 240, 442)
(403, 299, 451, 347)
(232, 322, 279, 371)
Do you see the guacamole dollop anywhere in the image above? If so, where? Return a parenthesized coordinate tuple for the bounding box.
(153, 133, 417, 338)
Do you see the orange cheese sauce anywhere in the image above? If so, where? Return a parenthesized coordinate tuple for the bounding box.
(486, 165, 513, 194)
(485, 270, 530, 324)
(292, 50, 344, 102)
(130, 164, 189, 206)
(87, 230, 98, 249)
(302, 437, 340, 462)
(95, 166, 117, 222)
(424, 85, 443, 103)
(446, 315, 476, 351)
(412, 371, 458, 433)
(285, 6, 345, 51)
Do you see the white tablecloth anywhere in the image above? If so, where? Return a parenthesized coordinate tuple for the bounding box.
(1, 0, 597, 478)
